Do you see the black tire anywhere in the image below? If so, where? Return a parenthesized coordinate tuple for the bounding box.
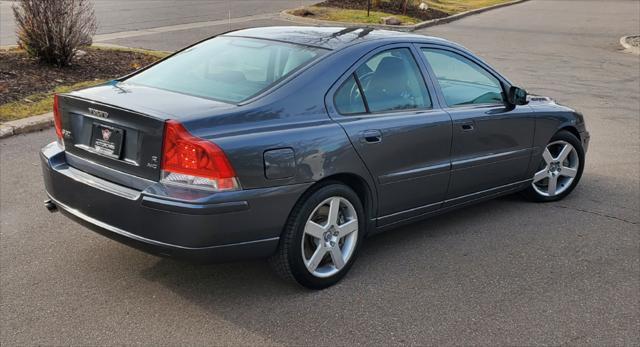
(269, 182, 365, 289)
(522, 130, 585, 202)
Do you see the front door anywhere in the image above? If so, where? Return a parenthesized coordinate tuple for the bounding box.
(419, 47, 535, 205)
(326, 46, 453, 226)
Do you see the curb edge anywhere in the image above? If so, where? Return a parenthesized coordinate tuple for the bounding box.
(0, 113, 53, 140)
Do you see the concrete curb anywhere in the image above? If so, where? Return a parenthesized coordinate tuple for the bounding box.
(280, 0, 528, 31)
(0, 113, 53, 139)
(619, 35, 640, 55)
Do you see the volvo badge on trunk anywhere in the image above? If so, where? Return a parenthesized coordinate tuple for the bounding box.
(88, 108, 109, 118)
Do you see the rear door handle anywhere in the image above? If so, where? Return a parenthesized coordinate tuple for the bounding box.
(362, 129, 382, 144)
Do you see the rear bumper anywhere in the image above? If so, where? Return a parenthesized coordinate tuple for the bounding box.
(41, 142, 310, 262)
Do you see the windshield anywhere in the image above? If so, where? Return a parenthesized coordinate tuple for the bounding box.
(125, 36, 325, 103)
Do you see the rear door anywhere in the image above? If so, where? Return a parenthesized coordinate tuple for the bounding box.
(326, 45, 453, 226)
(418, 46, 535, 204)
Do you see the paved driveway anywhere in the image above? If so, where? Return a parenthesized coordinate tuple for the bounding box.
(1, 0, 639, 345)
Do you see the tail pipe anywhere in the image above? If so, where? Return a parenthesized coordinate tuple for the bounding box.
(44, 199, 58, 213)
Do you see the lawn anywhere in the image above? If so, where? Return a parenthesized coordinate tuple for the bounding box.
(293, 6, 422, 25)
(0, 80, 107, 122)
(427, 0, 514, 14)
(289, 0, 514, 25)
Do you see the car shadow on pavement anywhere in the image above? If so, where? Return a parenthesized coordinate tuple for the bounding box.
(139, 195, 526, 293)
(111, 172, 640, 344)
(134, 193, 538, 339)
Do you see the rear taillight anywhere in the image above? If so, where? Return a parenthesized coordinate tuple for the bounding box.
(53, 95, 64, 148)
(160, 120, 239, 192)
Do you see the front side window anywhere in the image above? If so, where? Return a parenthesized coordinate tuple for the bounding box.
(335, 48, 431, 114)
(125, 37, 325, 103)
(422, 48, 504, 107)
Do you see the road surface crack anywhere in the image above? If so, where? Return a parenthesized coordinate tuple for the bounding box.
(556, 205, 638, 225)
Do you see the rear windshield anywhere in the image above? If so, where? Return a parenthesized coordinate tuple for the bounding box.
(125, 36, 325, 103)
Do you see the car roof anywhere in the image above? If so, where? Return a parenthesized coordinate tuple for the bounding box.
(223, 26, 452, 50)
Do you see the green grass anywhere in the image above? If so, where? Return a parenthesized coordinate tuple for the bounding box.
(292, 6, 420, 25)
(288, 0, 513, 25)
(90, 45, 171, 59)
(0, 80, 107, 122)
(427, 0, 512, 15)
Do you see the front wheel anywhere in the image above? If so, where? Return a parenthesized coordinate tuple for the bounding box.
(269, 183, 365, 289)
(522, 130, 585, 202)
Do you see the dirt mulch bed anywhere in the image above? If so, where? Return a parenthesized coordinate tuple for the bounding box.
(0, 48, 161, 105)
(315, 0, 449, 21)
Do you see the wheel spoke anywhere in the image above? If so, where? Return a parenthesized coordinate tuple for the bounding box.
(561, 166, 577, 178)
(329, 246, 345, 270)
(533, 169, 549, 183)
(547, 175, 558, 196)
(556, 144, 573, 162)
(542, 148, 554, 164)
(306, 244, 326, 272)
(304, 220, 326, 239)
(337, 219, 358, 238)
(327, 197, 341, 226)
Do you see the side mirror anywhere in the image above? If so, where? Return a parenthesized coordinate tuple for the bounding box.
(507, 86, 528, 106)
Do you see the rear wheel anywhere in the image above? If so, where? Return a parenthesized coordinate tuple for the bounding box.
(522, 130, 584, 202)
(269, 183, 365, 289)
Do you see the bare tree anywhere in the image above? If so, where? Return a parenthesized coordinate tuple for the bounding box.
(13, 0, 97, 67)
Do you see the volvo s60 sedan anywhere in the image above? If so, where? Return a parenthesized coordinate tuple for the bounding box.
(41, 27, 589, 289)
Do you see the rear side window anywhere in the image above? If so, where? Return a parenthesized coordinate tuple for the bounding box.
(421, 48, 504, 107)
(334, 48, 431, 115)
(356, 48, 431, 113)
(125, 37, 325, 103)
(334, 75, 366, 114)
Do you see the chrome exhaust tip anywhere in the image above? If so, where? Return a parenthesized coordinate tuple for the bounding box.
(44, 199, 58, 213)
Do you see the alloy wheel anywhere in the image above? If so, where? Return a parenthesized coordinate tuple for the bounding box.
(532, 140, 580, 197)
(301, 196, 359, 278)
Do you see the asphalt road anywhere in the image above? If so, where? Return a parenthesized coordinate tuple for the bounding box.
(1, 0, 639, 345)
(0, 0, 303, 46)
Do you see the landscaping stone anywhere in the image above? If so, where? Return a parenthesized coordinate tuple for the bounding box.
(380, 16, 402, 25)
(620, 35, 640, 55)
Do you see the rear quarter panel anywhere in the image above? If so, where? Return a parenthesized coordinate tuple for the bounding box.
(179, 43, 377, 207)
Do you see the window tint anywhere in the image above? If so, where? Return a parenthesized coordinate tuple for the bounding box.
(125, 37, 324, 103)
(334, 75, 366, 114)
(422, 49, 504, 107)
(354, 48, 431, 113)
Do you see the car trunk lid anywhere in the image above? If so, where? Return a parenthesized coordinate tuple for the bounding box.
(59, 82, 234, 182)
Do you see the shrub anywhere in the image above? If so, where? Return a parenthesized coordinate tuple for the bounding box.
(13, 0, 97, 67)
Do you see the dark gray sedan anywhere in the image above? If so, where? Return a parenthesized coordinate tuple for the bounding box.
(41, 27, 589, 289)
